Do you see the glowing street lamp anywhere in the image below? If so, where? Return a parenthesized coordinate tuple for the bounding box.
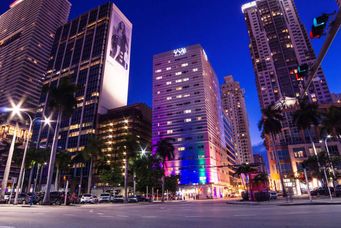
(0, 102, 51, 203)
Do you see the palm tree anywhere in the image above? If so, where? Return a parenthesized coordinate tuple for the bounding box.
(154, 138, 175, 202)
(253, 172, 269, 186)
(321, 106, 341, 140)
(83, 135, 103, 193)
(72, 151, 90, 196)
(234, 163, 257, 200)
(54, 150, 71, 191)
(258, 104, 287, 197)
(116, 134, 140, 203)
(43, 78, 77, 204)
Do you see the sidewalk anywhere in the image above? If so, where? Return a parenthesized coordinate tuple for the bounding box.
(226, 197, 341, 206)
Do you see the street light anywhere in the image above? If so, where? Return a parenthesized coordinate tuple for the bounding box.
(320, 135, 336, 188)
(1, 103, 51, 204)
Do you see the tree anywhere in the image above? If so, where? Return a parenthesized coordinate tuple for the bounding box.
(154, 138, 175, 202)
(253, 172, 269, 186)
(72, 151, 88, 196)
(83, 135, 103, 193)
(43, 78, 77, 204)
(54, 150, 71, 191)
(234, 163, 257, 200)
(258, 104, 287, 197)
(115, 134, 140, 203)
(320, 106, 341, 140)
(97, 159, 124, 190)
(133, 154, 162, 194)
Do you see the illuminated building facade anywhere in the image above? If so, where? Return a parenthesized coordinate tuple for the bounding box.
(98, 103, 152, 164)
(152, 44, 236, 198)
(33, 2, 132, 151)
(221, 75, 253, 164)
(242, 0, 335, 193)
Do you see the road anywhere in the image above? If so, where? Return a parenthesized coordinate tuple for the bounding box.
(0, 200, 341, 228)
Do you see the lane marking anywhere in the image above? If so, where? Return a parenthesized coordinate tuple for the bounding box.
(117, 215, 129, 218)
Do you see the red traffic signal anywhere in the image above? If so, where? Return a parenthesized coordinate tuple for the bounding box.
(295, 64, 309, 80)
(310, 14, 330, 39)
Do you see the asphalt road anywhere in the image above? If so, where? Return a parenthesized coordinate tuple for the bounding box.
(1, 200, 341, 228)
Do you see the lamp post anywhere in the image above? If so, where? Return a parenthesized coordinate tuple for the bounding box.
(321, 135, 336, 189)
(14, 113, 50, 205)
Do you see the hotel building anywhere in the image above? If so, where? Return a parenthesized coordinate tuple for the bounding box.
(152, 45, 236, 198)
(242, 0, 339, 193)
(221, 75, 253, 164)
(98, 103, 152, 167)
(33, 2, 132, 152)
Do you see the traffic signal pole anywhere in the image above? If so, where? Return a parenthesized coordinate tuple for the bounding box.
(301, 10, 341, 99)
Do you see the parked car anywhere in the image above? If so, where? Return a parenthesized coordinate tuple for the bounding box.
(80, 194, 98, 204)
(112, 195, 124, 203)
(49, 191, 70, 205)
(26, 193, 40, 205)
(136, 195, 150, 202)
(3, 193, 11, 203)
(335, 185, 341, 197)
(99, 193, 112, 203)
(311, 187, 334, 196)
(128, 195, 138, 203)
(269, 191, 278, 200)
(9, 193, 27, 204)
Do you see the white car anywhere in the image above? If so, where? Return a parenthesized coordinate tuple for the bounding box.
(99, 193, 112, 203)
(80, 194, 98, 204)
(269, 191, 278, 200)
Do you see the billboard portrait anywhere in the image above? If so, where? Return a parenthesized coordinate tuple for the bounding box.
(99, 4, 132, 114)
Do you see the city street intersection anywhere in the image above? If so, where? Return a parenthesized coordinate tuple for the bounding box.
(1, 200, 341, 228)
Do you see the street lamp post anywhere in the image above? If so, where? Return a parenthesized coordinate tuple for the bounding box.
(322, 135, 337, 189)
(14, 114, 50, 204)
(0, 123, 18, 198)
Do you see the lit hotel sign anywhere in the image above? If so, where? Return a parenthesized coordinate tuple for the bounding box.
(173, 48, 187, 57)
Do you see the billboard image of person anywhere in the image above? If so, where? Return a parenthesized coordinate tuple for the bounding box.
(110, 21, 129, 70)
(99, 4, 132, 114)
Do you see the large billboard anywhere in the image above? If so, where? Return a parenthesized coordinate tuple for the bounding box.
(99, 4, 132, 114)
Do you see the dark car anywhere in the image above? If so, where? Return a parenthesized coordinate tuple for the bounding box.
(136, 195, 150, 202)
(9, 193, 27, 204)
(26, 193, 40, 205)
(49, 192, 70, 205)
(112, 195, 124, 203)
(311, 187, 334, 196)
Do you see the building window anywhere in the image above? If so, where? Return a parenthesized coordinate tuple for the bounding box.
(192, 68, 198, 72)
(184, 109, 191, 114)
(181, 63, 189, 67)
(175, 72, 182, 76)
(184, 118, 192, 123)
(156, 76, 162, 80)
(155, 69, 162, 73)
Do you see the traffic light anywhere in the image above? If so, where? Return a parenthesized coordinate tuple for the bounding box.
(310, 14, 329, 39)
(295, 64, 309, 80)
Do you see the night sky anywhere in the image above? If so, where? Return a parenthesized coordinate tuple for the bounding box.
(1, 0, 340, 147)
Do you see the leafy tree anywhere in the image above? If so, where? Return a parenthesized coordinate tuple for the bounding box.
(164, 175, 180, 194)
(43, 78, 77, 204)
(154, 138, 175, 202)
(258, 104, 287, 197)
(98, 160, 124, 190)
(133, 154, 162, 194)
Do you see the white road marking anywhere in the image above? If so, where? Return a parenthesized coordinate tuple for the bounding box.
(100, 215, 115, 218)
(116, 215, 129, 218)
(97, 213, 104, 215)
(89, 210, 94, 213)
(185, 216, 202, 218)
(141, 216, 157, 218)
(0, 226, 16, 228)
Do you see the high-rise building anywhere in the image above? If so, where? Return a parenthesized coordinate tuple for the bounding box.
(337, 0, 341, 7)
(221, 75, 253, 164)
(152, 44, 236, 198)
(0, 0, 71, 111)
(0, 0, 70, 183)
(33, 2, 132, 152)
(98, 103, 152, 176)
(242, 0, 335, 193)
(253, 154, 266, 173)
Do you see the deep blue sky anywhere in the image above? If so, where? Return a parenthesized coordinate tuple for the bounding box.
(1, 0, 340, 147)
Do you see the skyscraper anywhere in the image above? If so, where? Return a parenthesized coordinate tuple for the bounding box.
(152, 45, 236, 198)
(0, 0, 70, 183)
(337, 0, 341, 7)
(0, 0, 71, 111)
(242, 0, 333, 192)
(33, 2, 132, 152)
(221, 75, 253, 164)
